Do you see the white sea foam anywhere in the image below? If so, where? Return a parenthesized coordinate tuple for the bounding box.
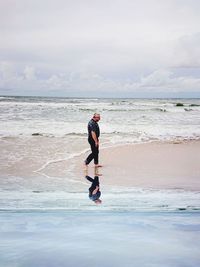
(1, 96, 200, 143)
(0, 186, 199, 211)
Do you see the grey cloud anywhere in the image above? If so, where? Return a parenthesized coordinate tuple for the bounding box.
(1, 63, 200, 95)
(172, 33, 200, 68)
(0, 0, 200, 96)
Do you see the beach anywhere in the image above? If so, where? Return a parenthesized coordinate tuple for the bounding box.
(1, 136, 200, 211)
(1, 137, 200, 267)
(0, 96, 200, 266)
(78, 140, 200, 190)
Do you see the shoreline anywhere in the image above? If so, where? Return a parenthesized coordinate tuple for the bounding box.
(0, 138, 200, 211)
(1, 135, 200, 191)
(74, 139, 200, 191)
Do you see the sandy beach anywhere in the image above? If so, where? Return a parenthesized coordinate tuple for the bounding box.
(76, 140, 200, 191)
(1, 136, 200, 191)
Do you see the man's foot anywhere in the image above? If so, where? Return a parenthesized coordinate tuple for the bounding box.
(83, 161, 88, 169)
(95, 173, 103, 176)
(94, 164, 103, 168)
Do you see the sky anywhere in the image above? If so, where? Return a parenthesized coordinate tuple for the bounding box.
(0, 0, 200, 98)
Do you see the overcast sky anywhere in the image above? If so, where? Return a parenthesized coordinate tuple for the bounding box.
(0, 0, 200, 97)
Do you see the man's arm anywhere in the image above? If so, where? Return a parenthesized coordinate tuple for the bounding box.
(91, 131, 99, 147)
(92, 186, 99, 195)
(85, 175, 94, 183)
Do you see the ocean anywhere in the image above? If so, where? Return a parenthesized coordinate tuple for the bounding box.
(1, 96, 200, 141)
(0, 96, 200, 266)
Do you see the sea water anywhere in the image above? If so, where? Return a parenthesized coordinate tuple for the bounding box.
(1, 96, 200, 141)
(1, 211, 200, 267)
(0, 96, 200, 266)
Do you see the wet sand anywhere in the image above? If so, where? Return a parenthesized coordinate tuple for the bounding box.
(1, 136, 200, 191)
(75, 140, 200, 190)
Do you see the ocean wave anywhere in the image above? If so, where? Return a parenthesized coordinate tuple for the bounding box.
(1, 97, 200, 109)
(30, 132, 87, 137)
(1, 132, 200, 144)
(0, 188, 199, 212)
(0, 96, 100, 105)
(0, 96, 16, 101)
(1, 97, 200, 145)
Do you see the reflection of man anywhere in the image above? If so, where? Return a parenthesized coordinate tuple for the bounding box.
(85, 113, 102, 167)
(85, 175, 102, 204)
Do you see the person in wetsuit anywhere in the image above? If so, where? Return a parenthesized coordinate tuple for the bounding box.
(85, 113, 102, 167)
(85, 175, 102, 204)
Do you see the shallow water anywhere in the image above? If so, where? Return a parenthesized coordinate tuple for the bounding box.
(0, 187, 200, 212)
(0, 211, 200, 267)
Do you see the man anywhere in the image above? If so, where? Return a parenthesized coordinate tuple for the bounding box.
(85, 113, 102, 167)
(85, 174, 102, 204)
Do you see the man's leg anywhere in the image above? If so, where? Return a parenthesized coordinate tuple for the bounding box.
(85, 151, 94, 165)
(85, 175, 94, 182)
(93, 145, 99, 165)
(93, 176, 99, 186)
(85, 142, 99, 165)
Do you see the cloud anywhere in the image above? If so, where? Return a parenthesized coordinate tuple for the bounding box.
(0, 0, 200, 96)
(1, 63, 200, 96)
(24, 66, 36, 80)
(172, 33, 200, 68)
(140, 70, 174, 88)
(137, 69, 200, 92)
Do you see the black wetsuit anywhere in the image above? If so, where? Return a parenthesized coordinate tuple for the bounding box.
(85, 175, 101, 201)
(85, 119, 100, 165)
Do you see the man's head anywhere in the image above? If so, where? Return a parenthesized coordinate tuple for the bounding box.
(93, 113, 101, 122)
(89, 189, 101, 203)
(94, 199, 102, 204)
